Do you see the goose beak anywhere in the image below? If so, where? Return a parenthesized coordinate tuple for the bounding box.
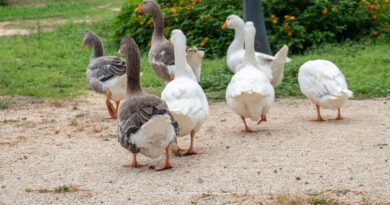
(117, 49, 123, 57)
(81, 43, 88, 48)
(221, 21, 228, 29)
(134, 4, 142, 13)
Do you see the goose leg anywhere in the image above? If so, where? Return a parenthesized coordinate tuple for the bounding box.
(105, 90, 116, 119)
(123, 153, 145, 168)
(184, 130, 198, 155)
(155, 145, 173, 171)
(115, 101, 120, 118)
(335, 108, 343, 120)
(241, 116, 253, 132)
(257, 114, 267, 124)
(316, 104, 324, 121)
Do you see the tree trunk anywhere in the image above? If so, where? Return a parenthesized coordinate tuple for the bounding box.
(243, 0, 272, 55)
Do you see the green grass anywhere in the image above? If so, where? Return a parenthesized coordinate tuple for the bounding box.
(0, 0, 124, 21)
(0, 1, 389, 100)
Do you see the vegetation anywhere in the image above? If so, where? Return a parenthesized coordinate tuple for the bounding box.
(0, 0, 389, 100)
(114, 0, 241, 57)
(115, 0, 389, 56)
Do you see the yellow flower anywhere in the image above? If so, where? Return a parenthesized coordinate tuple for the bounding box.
(272, 19, 278, 24)
(287, 31, 293, 37)
(199, 41, 205, 47)
(284, 15, 289, 20)
(271, 14, 276, 19)
(172, 8, 177, 14)
(322, 8, 328, 15)
(290, 16, 296, 21)
(204, 37, 209, 41)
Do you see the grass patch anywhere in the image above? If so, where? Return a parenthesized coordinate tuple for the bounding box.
(25, 184, 80, 193)
(0, 3, 389, 100)
(0, 98, 12, 109)
(0, 0, 123, 21)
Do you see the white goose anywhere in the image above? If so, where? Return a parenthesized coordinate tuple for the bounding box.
(222, 15, 290, 87)
(226, 22, 274, 132)
(298, 60, 353, 121)
(161, 29, 209, 155)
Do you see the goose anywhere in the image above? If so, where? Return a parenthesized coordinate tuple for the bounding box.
(117, 36, 179, 171)
(298, 60, 353, 121)
(226, 22, 275, 132)
(82, 31, 127, 119)
(222, 15, 290, 87)
(135, 0, 203, 83)
(161, 30, 209, 155)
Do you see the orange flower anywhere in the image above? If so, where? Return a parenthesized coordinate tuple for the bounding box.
(372, 31, 379, 36)
(194, 0, 199, 4)
(147, 21, 154, 27)
(322, 8, 328, 15)
(204, 37, 209, 41)
(172, 8, 177, 14)
(284, 15, 289, 19)
(271, 14, 276, 19)
(290, 16, 296, 21)
(272, 19, 278, 24)
(287, 31, 293, 37)
(283, 24, 289, 30)
(199, 41, 205, 47)
(165, 27, 171, 33)
(186, 7, 191, 11)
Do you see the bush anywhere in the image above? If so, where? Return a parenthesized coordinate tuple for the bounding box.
(263, 0, 390, 53)
(114, 0, 389, 56)
(0, 0, 8, 6)
(114, 0, 241, 57)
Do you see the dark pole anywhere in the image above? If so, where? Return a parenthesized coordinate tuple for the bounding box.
(243, 0, 272, 55)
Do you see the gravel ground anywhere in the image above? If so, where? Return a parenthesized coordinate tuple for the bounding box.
(0, 93, 389, 204)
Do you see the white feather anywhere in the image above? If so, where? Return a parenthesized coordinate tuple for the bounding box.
(130, 114, 176, 159)
(298, 60, 353, 110)
(102, 74, 128, 101)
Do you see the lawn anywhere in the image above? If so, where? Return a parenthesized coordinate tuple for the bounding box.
(0, 0, 389, 100)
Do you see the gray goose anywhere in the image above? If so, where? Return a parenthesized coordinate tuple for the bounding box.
(135, 0, 204, 83)
(82, 31, 127, 119)
(117, 36, 179, 171)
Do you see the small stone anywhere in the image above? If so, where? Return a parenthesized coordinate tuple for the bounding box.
(296, 177, 301, 181)
(274, 169, 277, 174)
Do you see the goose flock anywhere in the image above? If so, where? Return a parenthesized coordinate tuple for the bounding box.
(82, 0, 353, 171)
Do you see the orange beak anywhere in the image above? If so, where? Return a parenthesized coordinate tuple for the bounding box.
(117, 49, 123, 57)
(221, 21, 228, 29)
(81, 43, 88, 48)
(134, 4, 142, 13)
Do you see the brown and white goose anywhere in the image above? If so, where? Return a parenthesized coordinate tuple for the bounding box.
(135, 0, 203, 83)
(82, 31, 127, 119)
(117, 36, 179, 171)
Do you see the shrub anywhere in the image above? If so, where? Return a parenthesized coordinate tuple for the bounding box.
(114, 0, 389, 56)
(114, 0, 241, 57)
(0, 0, 8, 6)
(263, 0, 390, 53)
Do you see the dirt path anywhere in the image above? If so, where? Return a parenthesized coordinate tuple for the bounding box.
(0, 93, 389, 204)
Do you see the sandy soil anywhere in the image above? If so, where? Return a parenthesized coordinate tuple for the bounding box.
(0, 93, 389, 205)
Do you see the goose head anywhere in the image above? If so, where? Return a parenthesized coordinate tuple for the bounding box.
(118, 37, 136, 57)
(222, 15, 245, 30)
(170, 29, 186, 45)
(135, 0, 160, 15)
(82, 30, 98, 48)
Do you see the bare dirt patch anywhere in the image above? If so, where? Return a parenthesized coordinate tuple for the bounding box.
(0, 92, 389, 204)
(0, 18, 96, 36)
